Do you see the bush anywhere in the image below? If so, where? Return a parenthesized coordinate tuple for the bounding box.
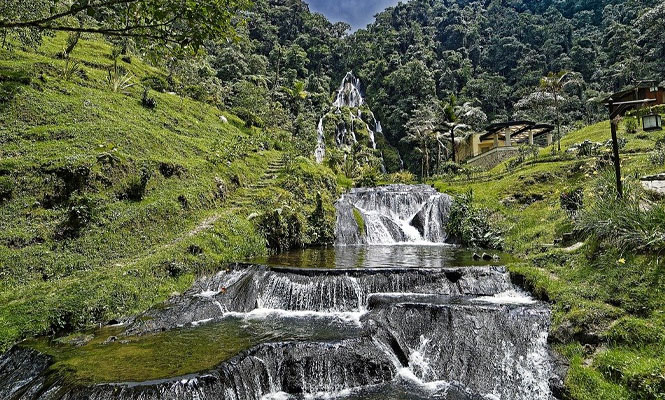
(58, 195, 95, 239)
(256, 207, 304, 252)
(386, 171, 415, 184)
(183, 84, 207, 101)
(231, 107, 264, 128)
(446, 191, 503, 249)
(140, 75, 168, 92)
(119, 166, 151, 201)
(0, 176, 13, 203)
(141, 88, 157, 109)
(577, 171, 665, 254)
(648, 142, 665, 166)
(560, 187, 584, 218)
(624, 117, 638, 134)
(354, 168, 378, 187)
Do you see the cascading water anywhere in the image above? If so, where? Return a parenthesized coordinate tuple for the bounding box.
(0, 185, 563, 400)
(314, 72, 385, 164)
(315, 118, 325, 163)
(336, 185, 453, 245)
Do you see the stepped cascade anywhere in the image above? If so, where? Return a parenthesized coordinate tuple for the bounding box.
(0, 185, 562, 400)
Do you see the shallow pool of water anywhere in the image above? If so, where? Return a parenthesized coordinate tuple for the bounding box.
(250, 245, 515, 269)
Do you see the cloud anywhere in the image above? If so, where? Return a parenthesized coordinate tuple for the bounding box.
(306, 0, 401, 31)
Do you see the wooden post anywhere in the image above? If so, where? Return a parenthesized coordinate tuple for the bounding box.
(547, 133, 553, 146)
(450, 127, 457, 163)
(610, 116, 623, 199)
(529, 132, 534, 145)
(606, 99, 623, 198)
(505, 130, 512, 147)
(493, 132, 499, 148)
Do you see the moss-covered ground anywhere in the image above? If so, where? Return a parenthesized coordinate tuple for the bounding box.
(433, 121, 665, 400)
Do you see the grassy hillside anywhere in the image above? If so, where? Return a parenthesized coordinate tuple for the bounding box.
(0, 35, 337, 351)
(434, 121, 665, 399)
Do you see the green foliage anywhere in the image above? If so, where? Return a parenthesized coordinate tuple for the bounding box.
(0, 0, 251, 53)
(231, 107, 264, 128)
(141, 88, 157, 109)
(577, 172, 665, 254)
(352, 208, 365, 237)
(560, 187, 584, 218)
(106, 64, 134, 94)
(119, 166, 152, 202)
(446, 191, 503, 250)
(624, 117, 638, 134)
(256, 207, 304, 252)
(58, 195, 95, 239)
(649, 142, 665, 166)
(140, 75, 168, 92)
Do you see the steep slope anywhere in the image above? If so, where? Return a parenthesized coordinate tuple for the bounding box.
(0, 34, 337, 350)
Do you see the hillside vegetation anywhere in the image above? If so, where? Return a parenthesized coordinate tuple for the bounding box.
(0, 34, 338, 350)
(435, 121, 665, 400)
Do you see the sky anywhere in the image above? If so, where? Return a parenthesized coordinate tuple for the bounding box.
(305, 0, 401, 31)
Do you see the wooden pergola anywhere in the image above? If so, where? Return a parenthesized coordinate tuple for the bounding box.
(479, 121, 555, 148)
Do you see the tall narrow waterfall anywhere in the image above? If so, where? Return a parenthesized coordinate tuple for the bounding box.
(314, 72, 387, 164)
(315, 118, 325, 163)
(336, 185, 452, 245)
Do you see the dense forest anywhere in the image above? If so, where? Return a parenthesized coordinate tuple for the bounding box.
(195, 0, 665, 173)
(5, 0, 662, 174)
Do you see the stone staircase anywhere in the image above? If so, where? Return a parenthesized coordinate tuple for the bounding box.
(229, 157, 285, 209)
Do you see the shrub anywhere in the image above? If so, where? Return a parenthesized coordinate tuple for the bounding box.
(354, 169, 377, 187)
(256, 207, 304, 252)
(0, 176, 12, 203)
(119, 166, 151, 201)
(183, 84, 207, 101)
(560, 187, 584, 218)
(387, 171, 415, 184)
(141, 88, 157, 109)
(447, 191, 503, 249)
(624, 117, 638, 134)
(648, 142, 665, 166)
(140, 75, 168, 92)
(577, 171, 665, 254)
(231, 107, 264, 128)
(58, 195, 95, 239)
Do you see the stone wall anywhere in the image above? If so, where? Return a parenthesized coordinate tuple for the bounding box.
(466, 147, 520, 170)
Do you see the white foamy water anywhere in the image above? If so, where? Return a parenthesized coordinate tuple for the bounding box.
(472, 290, 537, 305)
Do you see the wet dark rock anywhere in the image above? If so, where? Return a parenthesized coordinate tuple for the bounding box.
(481, 253, 492, 260)
(125, 264, 514, 335)
(472, 252, 481, 260)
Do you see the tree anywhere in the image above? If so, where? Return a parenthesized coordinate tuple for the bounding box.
(0, 0, 250, 51)
(539, 71, 583, 151)
(403, 104, 437, 178)
(438, 95, 471, 164)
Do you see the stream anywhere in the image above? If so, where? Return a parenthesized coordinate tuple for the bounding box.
(0, 185, 563, 400)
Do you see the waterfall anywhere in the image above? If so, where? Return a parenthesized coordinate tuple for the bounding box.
(333, 72, 364, 108)
(0, 186, 560, 400)
(314, 72, 386, 164)
(335, 185, 452, 245)
(315, 118, 325, 163)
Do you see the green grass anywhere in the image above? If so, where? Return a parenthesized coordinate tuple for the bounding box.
(0, 34, 337, 351)
(432, 122, 665, 399)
